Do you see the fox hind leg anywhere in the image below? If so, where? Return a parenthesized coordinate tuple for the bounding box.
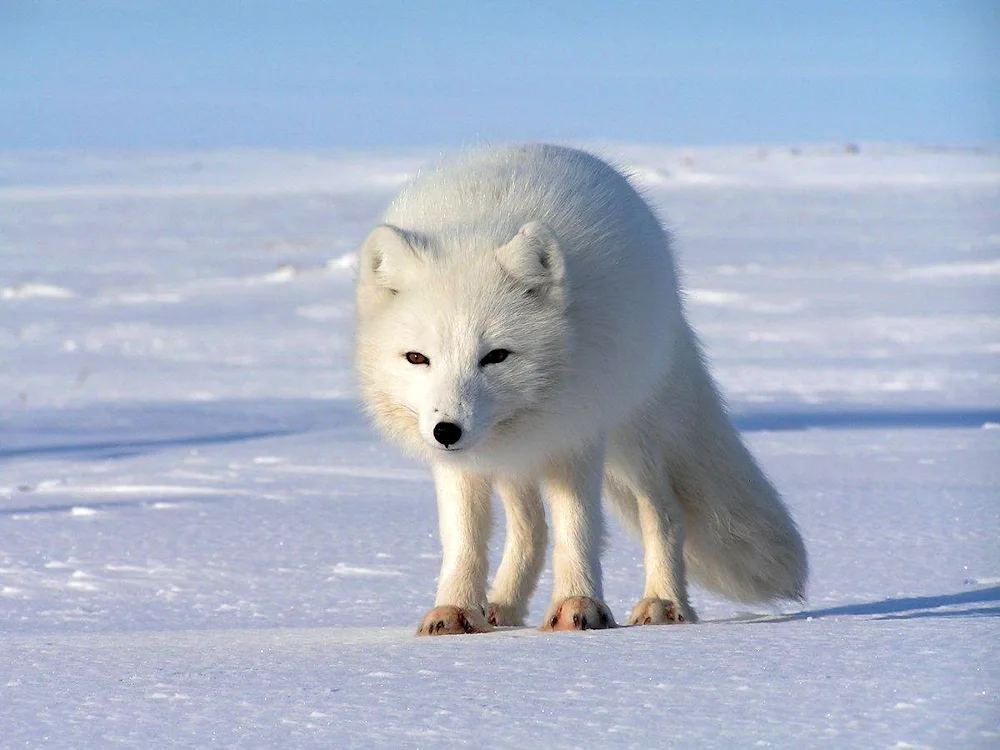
(540, 443, 616, 631)
(487, 478, 547, 626)
(606, 468, 697, 625)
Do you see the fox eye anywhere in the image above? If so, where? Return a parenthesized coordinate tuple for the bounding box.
(404, 351, 430, 365)
(479, 349, 510, 366)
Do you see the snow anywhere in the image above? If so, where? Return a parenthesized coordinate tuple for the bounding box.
(2, 144, 998, 747)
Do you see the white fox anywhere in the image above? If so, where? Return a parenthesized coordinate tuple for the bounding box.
(355, 144, 807, 634)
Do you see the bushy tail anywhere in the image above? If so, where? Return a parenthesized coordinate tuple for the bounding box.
(670, 364, 808, 603)
(671, 403, 808, 604)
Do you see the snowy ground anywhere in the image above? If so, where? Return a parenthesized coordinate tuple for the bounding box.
(1, 144, 998, 747)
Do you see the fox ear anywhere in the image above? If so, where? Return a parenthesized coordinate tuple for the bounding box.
(496, 221, 565, 295)
(358, 224, 425, 293)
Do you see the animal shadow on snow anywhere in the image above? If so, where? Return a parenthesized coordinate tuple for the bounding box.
(759, 585, 1000, 623)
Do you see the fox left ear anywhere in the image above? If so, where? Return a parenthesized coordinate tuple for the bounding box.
(496, 221, 565, 296)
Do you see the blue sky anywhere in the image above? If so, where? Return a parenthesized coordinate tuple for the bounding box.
(1, 0, 997, 149)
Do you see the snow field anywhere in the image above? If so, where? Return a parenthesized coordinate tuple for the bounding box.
(1, 144, 998, 747)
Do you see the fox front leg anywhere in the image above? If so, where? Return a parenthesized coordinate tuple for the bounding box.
(487, 478, 547, 626)
(417, 465, 493, 636)
(540, 443, 616, 632)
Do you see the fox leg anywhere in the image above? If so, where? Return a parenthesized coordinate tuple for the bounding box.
(540, 443, 615, 631)
(487, 479, 547, 626)
(417, 464, 493, 635)
(627, 469, 697, 624)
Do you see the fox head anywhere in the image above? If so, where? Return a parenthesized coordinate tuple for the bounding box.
(355, 221, 571, 468)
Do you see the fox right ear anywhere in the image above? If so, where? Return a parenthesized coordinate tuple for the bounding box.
(496, 221, 566, 302)
(358, 225, 424, 293)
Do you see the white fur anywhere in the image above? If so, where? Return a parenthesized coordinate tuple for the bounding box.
(355, 144, 808, 631)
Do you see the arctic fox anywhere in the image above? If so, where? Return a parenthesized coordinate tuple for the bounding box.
(355, 144, 807, 635)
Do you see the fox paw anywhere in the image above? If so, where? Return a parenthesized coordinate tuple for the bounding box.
(417, 605, 493, 636)
(486, 602, 525, 627)
(627, 597, 697, 625)
(542, 596, 616, 632)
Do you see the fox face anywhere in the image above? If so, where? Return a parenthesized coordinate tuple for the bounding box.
(355, 222, 570, 468)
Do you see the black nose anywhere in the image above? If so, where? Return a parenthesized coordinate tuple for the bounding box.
(433, 422, 462, 447)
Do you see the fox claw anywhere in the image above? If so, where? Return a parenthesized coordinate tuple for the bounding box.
(627, 597, 697, 625)
(417, 605, 492, 636)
